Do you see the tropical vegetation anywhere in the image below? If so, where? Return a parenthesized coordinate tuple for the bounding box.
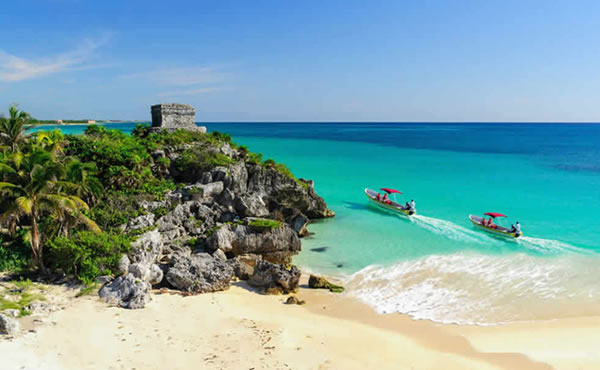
(0, 104, 299, 284)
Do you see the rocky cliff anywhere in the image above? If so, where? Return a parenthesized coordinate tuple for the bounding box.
(100, 137, 334, 308)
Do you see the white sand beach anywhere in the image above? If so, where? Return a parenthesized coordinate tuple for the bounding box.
(2, 277, 599, 370)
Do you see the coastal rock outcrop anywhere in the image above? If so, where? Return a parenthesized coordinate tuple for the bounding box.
(165, 253, 233, 293)
(227, 253, 262, 280)
(98, 274, 152, 309)
(246, 165, 334, 219)
(206, 221, 301, 264)
(308, 274, 345, 293)
(247, 260, 301, 294)
(0, 313, 20, 336)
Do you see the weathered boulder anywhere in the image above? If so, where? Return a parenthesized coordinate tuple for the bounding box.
(248, 260, 301, 294)
(99, 274, 151, 309)
(285, 296, 305, 305)
(227, 253, 262, 280)
(234, 193, 269, 218)
(150, 103, 206, 133)
(129, 230, 163, 266)
(290, 213, 310, 237)
(0, 313, 20, 335)
(1, 309, 20, 318)
(117, 255, 130, 276)
(308, 274, 345, 293)
(157, 201, 219, 239)
(246, 164, 334, 219)
(206, 221, 301, 264)
(165, 253, 233, 293)
(124, 213, 155, 232)
(128, 263, 164, 285)
(217, 188, 235, 210)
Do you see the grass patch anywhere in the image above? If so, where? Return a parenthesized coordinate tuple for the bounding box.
(0, 279, 46, 317)
(76, 283, 99, 297)
(248, 219, 282, 229)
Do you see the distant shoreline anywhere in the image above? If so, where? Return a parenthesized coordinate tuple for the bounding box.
(26, 121, 148, 128)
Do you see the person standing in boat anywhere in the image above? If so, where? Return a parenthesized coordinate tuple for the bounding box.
(511, 221, 521, 236)
(410, 200, 416, 212)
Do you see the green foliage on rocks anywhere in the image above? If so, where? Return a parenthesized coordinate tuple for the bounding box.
(46, 231, 132, 285)
(1, 104, 312, 285)
(248, 219, 282, 229)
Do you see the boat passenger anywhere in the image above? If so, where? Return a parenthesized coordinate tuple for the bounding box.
(405, 201, 410, 209)
(376, 193, 381, 201)
(382, 193, 388, 202)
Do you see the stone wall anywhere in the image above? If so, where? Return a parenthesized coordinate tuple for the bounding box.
(150, 103, 206, 132)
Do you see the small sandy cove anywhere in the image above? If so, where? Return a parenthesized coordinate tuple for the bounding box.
(1, 276, 599, 370)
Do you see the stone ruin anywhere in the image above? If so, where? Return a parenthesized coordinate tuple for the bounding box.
(150, 103, 207, 133)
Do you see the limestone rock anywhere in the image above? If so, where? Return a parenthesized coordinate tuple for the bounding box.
(0, 313, 20, 335)
(1, 309, 20, 318)
(246, 163, 334, 219)
(166, 253, 233, 293)
(248, 260, 301, 294)
(206, 222, 301, 264)
(129, 230, 163, 266)
(99, 274, 151, 309)
(227, 254, 262, 280)
(95, 275, 113, 286)
(234, 194, 269, 218)
(124, 213, 155, 232)
(290, 213, 310, 237)
(212, 248, 227, 262)
(150, 103, 206, 132)
(285, 296, 305, 305)
(118, 255, 130, 276)
(308, 274, 345, 293)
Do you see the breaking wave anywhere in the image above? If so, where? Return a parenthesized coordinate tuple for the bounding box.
(345, 252, 600, 325)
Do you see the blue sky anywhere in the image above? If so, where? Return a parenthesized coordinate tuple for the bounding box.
(1, 0, 599, 122)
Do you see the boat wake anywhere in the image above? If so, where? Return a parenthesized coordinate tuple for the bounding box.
(410, 215, 492, 244)
(346, 252, 600, 325)
(518, 236, 591, 255)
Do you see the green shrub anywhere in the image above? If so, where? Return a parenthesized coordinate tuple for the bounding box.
(0, 236, 30, 272)
(186, 237, 199, 247)
(247, 152, 263, 164)
(46, 231, 132, 285)
(90, 192, 148, 230)
(248, 219, 282, 229)
(153, 206, 171, 218)
(174, 149, 234, 181)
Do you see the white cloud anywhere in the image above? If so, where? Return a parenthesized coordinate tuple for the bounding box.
(158, 87, 231, 97)
(121, 66, 227, 86)
(0, 35, 111, 82)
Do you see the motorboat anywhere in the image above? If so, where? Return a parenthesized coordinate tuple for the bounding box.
(469, 212, 521, 238)
(364, 188, 415, 216)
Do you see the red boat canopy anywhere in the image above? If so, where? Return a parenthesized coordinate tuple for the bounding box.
(380, 188, 402, 194)
(484, 212, 507, 218)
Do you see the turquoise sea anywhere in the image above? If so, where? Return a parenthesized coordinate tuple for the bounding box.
(33, 122, 600, 325)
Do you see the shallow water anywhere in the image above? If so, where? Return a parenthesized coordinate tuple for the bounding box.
(35, 122, 600, 324)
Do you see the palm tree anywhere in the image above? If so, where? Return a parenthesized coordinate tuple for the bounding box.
(0, 104, 33, 151)
(0, 149, 99, 274)
(64, 158, 103, 205)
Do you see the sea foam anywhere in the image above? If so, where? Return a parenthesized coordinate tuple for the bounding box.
(345, 252, 600, 325)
